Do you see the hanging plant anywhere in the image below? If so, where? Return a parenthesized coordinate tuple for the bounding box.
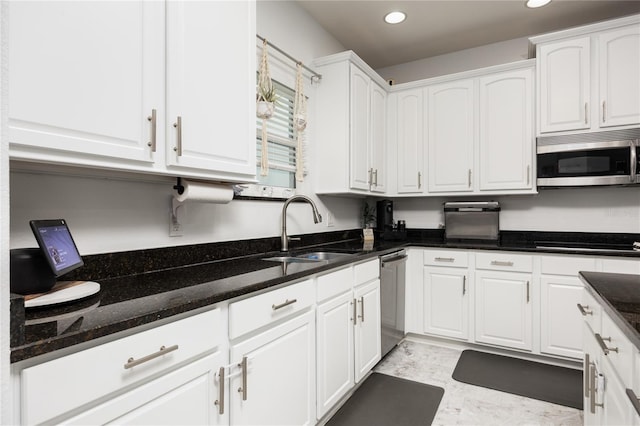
(257, 39, 274, 175)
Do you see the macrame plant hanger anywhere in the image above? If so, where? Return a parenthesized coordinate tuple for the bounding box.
(257, 39, 274, 176)
(294, 63, 308, 182)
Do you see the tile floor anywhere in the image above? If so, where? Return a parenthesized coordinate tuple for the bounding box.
(373, 340, 584, 426)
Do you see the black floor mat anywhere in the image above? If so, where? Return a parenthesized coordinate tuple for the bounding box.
(452, 349, 583, 410)
(326, 372, 444, 426)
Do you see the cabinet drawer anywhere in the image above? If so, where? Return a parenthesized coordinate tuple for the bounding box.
(476, 252, 533, 272)
(317, 266, 353, 303)
(229, 279, 314, 339)
(354, 258, 379, 286)
(601, 312, 634, 388)
(580, 288, 602, 334)
(540, 255, 597, 276)
(423, 250, 468, 268)
(21, 309, 221, 425)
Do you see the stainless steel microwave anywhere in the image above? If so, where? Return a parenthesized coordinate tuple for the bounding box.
(536, 129, 639, 187)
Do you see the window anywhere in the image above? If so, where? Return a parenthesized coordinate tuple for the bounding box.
(256, 78, 297, 189)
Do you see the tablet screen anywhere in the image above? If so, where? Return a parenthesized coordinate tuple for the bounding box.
(30, 219, 84, 277)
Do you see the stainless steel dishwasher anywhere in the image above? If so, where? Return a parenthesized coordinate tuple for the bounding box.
(379, 249, 407, 357)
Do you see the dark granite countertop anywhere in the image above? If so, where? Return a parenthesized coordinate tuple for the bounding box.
(579, 271, 640, 351)
(10, 229, 640, 363)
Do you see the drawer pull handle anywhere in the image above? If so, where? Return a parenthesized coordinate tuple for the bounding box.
(462, 276, 466, 296)
(490, 260, 514, 267)
(147, 108, 157, 152)
(357, 296, 365, 322)
(435, 257, 454, 262)
(626, 389, 640, 417)
(173, 116, 183, 156)
(595, 333, 618, 355)
(272, 298, 297, 310)
(526, 281, 530, 303)
(124, 344, 179, 369)
(215, 366, 225, 414)
(577, 303, 593, 316)
(352, 299, 357, 325)
(583, 353, 590, 398)
(589, 362, 597, 414)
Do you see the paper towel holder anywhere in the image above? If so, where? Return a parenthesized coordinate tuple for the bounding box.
(171, 178, 185, 229)
(173, 177, 185, 196)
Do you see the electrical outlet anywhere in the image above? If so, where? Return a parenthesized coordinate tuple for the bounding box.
(326, 211, 334, 227)
(169, 212, 184, 237)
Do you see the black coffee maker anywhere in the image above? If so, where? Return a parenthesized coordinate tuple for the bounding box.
(376, 199, 394, 233)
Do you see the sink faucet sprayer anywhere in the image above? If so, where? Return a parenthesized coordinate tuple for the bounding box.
(281, 195, 322, 251)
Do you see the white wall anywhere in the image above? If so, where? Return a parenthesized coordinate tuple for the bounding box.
(1, 1, 11, 421)
(376, 36, 530, 84)
(393, 186, 640, 234)
(9, 1, 357, 255)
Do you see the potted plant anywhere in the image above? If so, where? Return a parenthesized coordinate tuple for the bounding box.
(257, 86, 276, 119)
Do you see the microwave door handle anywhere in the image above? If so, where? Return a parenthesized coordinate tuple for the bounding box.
(631, 141, 637, 183)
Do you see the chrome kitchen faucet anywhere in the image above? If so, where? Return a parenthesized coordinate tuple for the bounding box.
(281, 195, 322, 251)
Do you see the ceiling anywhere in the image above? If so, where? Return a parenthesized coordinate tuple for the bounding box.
(296, 0, 640, 69)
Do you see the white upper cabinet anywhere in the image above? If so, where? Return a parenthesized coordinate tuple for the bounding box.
(166, 1, 256, 180)
(426, 79, 475, 193)
(313, 52, 388, 195)
(533, 16, 640, 135)
(8, 1, 163, 165)
(598, 25, 640, 128)
(538, 37, 591, 133)
(9, 1, 256, 183)
(395, 88, 425, 194)
(478, 68, 534, 191)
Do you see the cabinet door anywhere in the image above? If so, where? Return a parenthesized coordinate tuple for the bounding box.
(478, 68, 533, 191)
(349, 64, 371, 191)
(599, 25, 640, 127)
(601, 359, 633, 426)
(475, 270, 533, 351)
(540, 275, 583, 359)
(426, 80, 475, 193)
(539, 37, 591, 133)
(423, 267, 469, 340)
(230, 311, 315, 426)
(166, 1, 256, 180)
(8, 1, 163, 164)
(583, 322, 602, 426)
(354, 280, 381, 383)
(396, 89, 424, 193)
(316, 292, 354, 418)
(370, 82, 387, 193)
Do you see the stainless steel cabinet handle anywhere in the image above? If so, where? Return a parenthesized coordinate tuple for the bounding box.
(626, 388, 640, 417)
(527, 165, 530, 186)
(173, 116, 183, 156)
(595, 333, 618, 355)
(238, 356, 248, 401)
(490, 260, 514, 267)
(468, 169, 472, 188)
(577, 303, 593, 316)
(368, 168, 373, 186)
(215, 366, 225, 415)
(585, 102, 589, 125)
(602, 101, 606, 123)
(583, 353, 590, 398)
(462, 276, 466, 295)
(352, 299, 357, 325)
(435, 257, 455, 262)
(589, 363, 597, 414)
(147, 109, 157, 152)
(418, 172, 422, 189)
(357, 296, 365, 322)
(124, 344, 179, 369)
(526, 281, 530, 303)
(631, 140, 637, 183)
(373, 169, 378, 186)
(272, 298, 297, 310)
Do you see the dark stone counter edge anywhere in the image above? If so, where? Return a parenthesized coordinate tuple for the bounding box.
(579, 272, 640, 351)
(10, 228, 640, 363)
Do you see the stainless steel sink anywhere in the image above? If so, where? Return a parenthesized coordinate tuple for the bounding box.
(295, 252, 353, 261)
(261, 256, 321, 263)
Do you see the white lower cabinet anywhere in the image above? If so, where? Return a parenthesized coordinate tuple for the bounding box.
(475, 270, 533, 351)
(229, 311, 315, 426)
(316, 260, 381, 420)
(423, 266, 469, 341)
(19, 309, 225, 425)
(540, 275, 584, 359)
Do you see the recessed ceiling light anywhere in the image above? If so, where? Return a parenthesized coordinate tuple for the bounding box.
(384, 11, 406, 24)
(526, 0, 551, 8)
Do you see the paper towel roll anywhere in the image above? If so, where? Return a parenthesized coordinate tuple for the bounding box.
(174, 180, 234, 204)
